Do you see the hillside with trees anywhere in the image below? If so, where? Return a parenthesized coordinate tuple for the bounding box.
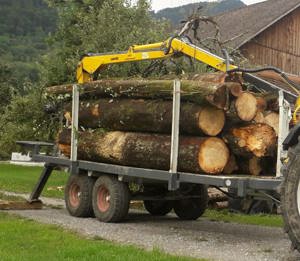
(0, 0, 57, 92)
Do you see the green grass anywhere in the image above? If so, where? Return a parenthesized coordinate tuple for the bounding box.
(0, 212, 203, 261)
(204, 209, 283, 228)
(0, 163, 67, 198)
(0, 191, 24, 201)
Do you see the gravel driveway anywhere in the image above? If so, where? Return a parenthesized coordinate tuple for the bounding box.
(6, 205, 300, 261)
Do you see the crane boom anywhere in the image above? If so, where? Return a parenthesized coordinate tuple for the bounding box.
(76, 37, 237, 83)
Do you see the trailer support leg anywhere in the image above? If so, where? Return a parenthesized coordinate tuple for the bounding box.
(28, 164, 54, 203)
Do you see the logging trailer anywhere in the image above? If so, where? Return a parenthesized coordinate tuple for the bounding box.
(19, 19, 300, 251)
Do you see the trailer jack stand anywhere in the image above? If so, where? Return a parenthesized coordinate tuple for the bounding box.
(28, 164, 54, 203)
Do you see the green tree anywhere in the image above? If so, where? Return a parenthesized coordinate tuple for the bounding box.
(0, 85, 58, 159)
(42, 0, 168, 85)
(0, 64, 15, 114)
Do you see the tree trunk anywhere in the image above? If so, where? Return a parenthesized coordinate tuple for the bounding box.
(223, 123, 277, 158)
(253, 112, 279, 136)
(264, 112, 279, 136)
(223, 154, 238, 174)
(238, 156, 263, 176)
(234, 92, 259, 121)
(58, 129, 230, 174)
(64, 99, 225, 136)
(47, 79, 241, 109)
(160, 72, 227, 83)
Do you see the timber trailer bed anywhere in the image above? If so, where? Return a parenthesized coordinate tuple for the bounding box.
(20, 76, 294, 224)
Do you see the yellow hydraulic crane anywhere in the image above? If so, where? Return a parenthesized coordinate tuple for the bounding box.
(76, 36, 237, 84)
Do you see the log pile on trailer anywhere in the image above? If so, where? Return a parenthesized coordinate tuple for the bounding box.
(48, 72, 279, 176)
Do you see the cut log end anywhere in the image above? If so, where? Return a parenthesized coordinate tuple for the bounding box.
(264, 112, 279, 136)
(225, 82, 243, 97)
(198, 137, 229, 174)
(198, 107, 225, 136)
(235, 92, 258, 121)
(231, 123, 277, 157)
(253, 111, 265, 123)
(58, 144, 70, 156)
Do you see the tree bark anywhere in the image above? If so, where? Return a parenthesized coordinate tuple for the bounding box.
(223, 154, 238, 174)
(223, 123, 277, 158)
(47, 79, 241, 110)
(58, 129, 230, 174)
(64, 99, 225, 136)
(238, 156, 263, 176)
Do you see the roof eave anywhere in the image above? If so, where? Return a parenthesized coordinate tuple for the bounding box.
(236, 3, 300, 49)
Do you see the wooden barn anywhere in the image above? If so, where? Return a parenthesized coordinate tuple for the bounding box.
(197, 0, 300, 76)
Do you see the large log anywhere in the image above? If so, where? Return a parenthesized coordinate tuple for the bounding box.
(47, 79, 242, 109)
(64, 99, 225, 136)
(253, 112, 279, 135)
(223, 154, 238, 174)
(58, 129, 230, 174)
(223, 123, 277, 158)
(238, 156, 263, 176)
(234, 92, 260, 121)
(264, 112, 279, 136)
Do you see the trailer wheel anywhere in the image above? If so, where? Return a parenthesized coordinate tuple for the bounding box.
(92, 175, 130, 223)
(174, 184, 208, 220)
(65, 174, 95, 217)
(144, 200, 173, 216)
(281, 143, 300, 251)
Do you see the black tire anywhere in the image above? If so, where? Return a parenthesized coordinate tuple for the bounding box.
(65, 174, 95, 217)
(144, 200, 173, 216)
(92, 175, 130, 223)
(174, 184, 208, 220)
(281, 142, 300, 251)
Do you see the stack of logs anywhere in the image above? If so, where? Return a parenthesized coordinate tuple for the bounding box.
(48, 72, 279, 176)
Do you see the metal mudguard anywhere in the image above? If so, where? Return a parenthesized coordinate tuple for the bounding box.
(283, 123, 300, 150)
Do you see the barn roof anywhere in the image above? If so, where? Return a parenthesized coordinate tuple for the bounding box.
(195, 0, 300, 49)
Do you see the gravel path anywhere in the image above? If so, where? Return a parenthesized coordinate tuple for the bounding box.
(1, 190, 300, 261)
(4, 206, 300, 261)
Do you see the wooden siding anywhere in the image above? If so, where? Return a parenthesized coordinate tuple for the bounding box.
(240, 7, 300, 75)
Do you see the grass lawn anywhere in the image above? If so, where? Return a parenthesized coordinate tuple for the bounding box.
(0, 163, 67, 198)
(0, 212, 202, 261)
(203, 209, 283, 228)
(0, 163, 283, 228)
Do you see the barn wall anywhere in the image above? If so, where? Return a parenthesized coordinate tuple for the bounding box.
(240, 7, 300, 75)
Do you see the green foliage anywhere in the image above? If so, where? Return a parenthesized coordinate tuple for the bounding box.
(0, 87, 59, 159)
(0, 163, 67, 198)
(0, 212, 202, 261)
(42, 0, 169, 85)
(0, 0, 57, 88)
(0, 63, 14, 114)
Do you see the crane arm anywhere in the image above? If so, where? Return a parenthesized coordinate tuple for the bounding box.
(76, 37, 237, 83)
